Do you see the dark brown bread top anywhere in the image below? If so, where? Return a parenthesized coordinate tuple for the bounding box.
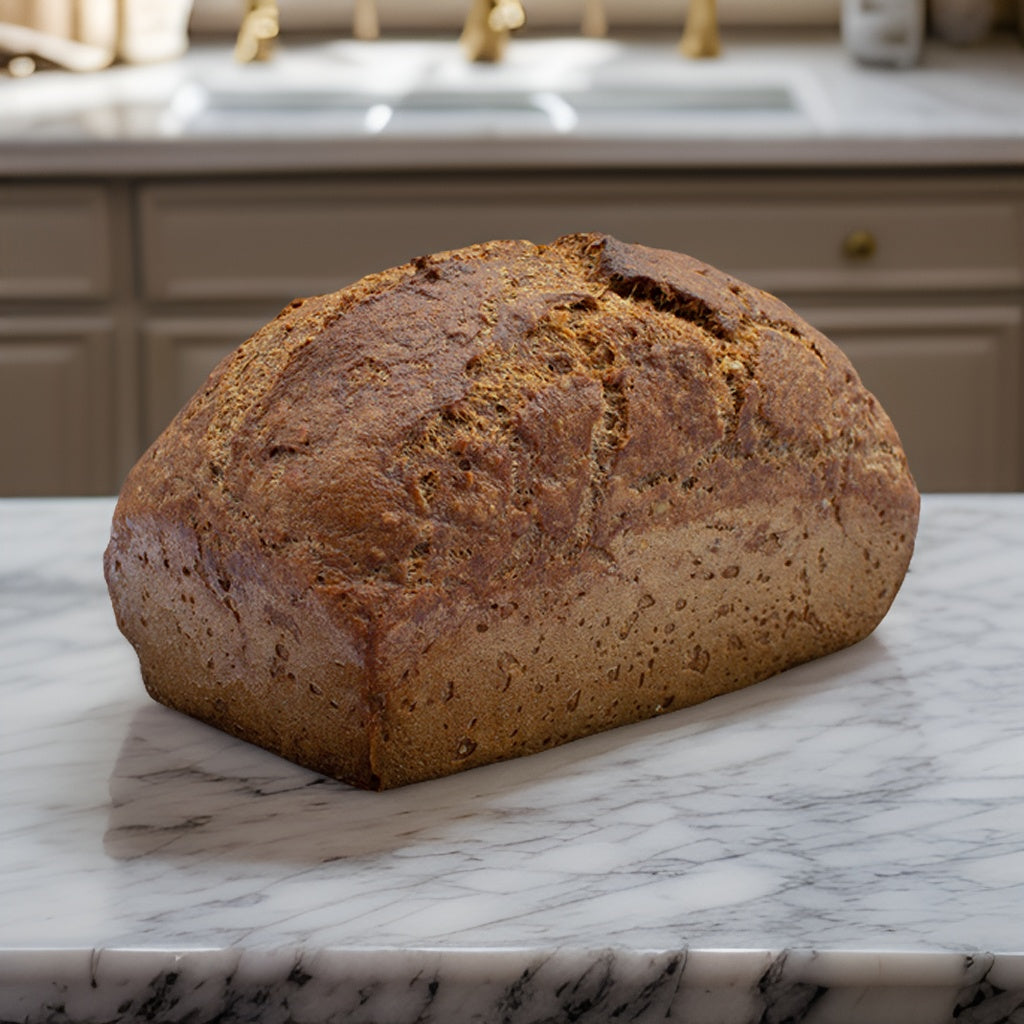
(106, 233, 919, 787)
(121, 232, 911, 598)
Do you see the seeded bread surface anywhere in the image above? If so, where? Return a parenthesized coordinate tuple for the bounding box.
(104, 233, 919, 789)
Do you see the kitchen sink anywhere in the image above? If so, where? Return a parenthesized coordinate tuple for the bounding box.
(0, 36, 828, 143)
(171, 37, 819, 138)
(565, 84, 797, 113)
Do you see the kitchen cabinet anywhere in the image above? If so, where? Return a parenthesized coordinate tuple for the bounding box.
(0, 185, 120, 496)
(136, 175, 1021, 301)
(0, 316, 116, 496)
(1, 171, 1022, 494)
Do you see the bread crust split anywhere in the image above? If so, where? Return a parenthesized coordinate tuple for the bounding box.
(104, 233, 919, 789)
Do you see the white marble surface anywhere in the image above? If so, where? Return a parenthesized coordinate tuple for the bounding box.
(1, 32, 1023, 174)
(2, 495, 1024, 1023)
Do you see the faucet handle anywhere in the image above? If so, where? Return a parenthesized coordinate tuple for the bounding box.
(353, 0, 380, 40)
(235, 0, 279, 62)
(581, 0, 607, 37)
(680, 0, 720, 57)
(461, 0, 525, 62)
(488, 0, 526, 33)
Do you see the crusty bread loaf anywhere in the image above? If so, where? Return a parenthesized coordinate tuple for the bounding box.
(104, 233, 919, 789)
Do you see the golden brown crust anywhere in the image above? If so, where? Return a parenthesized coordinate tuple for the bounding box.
(104, 233, 919, 789)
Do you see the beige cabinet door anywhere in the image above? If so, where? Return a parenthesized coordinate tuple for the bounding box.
(808, 304, 1022, 493)
(0, 317, 114, 496)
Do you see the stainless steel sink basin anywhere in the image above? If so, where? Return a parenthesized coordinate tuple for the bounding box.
(172, 38, 818, 138)
(0, 37, 825, 143)
(566, 84, 797, 113)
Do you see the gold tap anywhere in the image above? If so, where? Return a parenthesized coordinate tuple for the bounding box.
(680, 0, 720, 58)
(460, 0, 526, 63)
(353, 0, 380, 40)
(235, 0, 279, 63)
(581, 0, 608, 37)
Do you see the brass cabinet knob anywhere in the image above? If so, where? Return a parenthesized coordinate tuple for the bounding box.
(843, 229, 877, 260)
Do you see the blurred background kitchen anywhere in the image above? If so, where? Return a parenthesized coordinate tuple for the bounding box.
(1, 0, 1022, 498)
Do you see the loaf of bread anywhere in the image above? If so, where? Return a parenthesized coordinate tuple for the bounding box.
(104, 233, 919, 789)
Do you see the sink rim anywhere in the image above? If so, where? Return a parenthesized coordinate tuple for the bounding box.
(184, 78, 807, 136)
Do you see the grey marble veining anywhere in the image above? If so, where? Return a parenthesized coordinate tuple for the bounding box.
(1, 495, 1023, 1023)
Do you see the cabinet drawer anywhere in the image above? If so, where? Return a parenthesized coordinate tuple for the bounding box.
(665, 199, 1022, 295)
(0, 185, 112, 300)
(138, 180, 1021, 302)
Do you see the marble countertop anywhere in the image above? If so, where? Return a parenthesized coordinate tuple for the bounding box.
(2, 494, 1023, 1023)
(1, 32, 1024, 175)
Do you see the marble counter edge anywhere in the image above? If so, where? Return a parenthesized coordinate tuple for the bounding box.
(2, 946, 1024, 1024)
(2, 134, 1024, 179)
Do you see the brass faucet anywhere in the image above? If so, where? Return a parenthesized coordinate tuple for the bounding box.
(353, 0, 380, 40)
(680, 0, 720, 58)
(460, 0, 526, 62)
(235, 0, 378, 61)
(235, 0, 279, 62)
(581, 0, 608, 37)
